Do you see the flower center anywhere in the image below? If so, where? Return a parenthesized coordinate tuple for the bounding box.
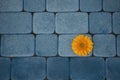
(80, 43, 84, 48)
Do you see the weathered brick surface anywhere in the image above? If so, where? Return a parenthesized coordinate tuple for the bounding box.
(1, 35, 34, 57)
(56, 13, 88, 34)
(0, 0, 23, 11)
(0, 58, 10, 80)
(93, 35, 116, 57)
(106, 58, 120, 80)
(89, 12, 112, 33)
(46, 0, 79, 12)
(36, 34, 57, 56)
(80, 0, 102, 12)
(47, 57, 69, 80)
(70, 58, 105, 80)
(24, 0, 45, 12)
(0, 13, 32, 34)
(11, 57, 46, 80)
(33, 13, 55, 34)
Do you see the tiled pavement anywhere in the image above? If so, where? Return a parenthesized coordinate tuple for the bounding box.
(0, 0, 120, 80)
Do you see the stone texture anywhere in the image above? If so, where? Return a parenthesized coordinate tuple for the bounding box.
(89, 12, 112, 33)
(47, 57, 69, 80)
(80, 0, 102, 12)
(0, 13, 32, 34)
(106, 58, 120, 80)
(113, 12, 120, 34)
(56, 13, 88, 34)
(24, 0, 45, 12)
(0, 58, 10, 80)
(46, 0, 79, 12)
(103, 0, 120, 11)
(0, 0, 23, 11)
(36, 34, 57, 56)
(1, 35, 34, 57)
(117, 35, 120, 56)
(11, 57, 46, 80)
(93, 35, 116, 57)
(33, 13, 55, 34)
(70, 57, 105, 80)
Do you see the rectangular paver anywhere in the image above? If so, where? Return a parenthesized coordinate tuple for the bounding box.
(106, 58, 120, 80)
(103, 0, 120, 11)
(11, 57, 46, 80)
(46, 0, 79, 12)
(0, 13, 32, 34)
(1, 35, 34, 57)
(93, 35, 116, 57)
(0, 58, 10, 80)
(36, 34, 58, 56)
(33, 13, 55, 34)
(0, 0, 23, 11)
(80, 0, 102, 12)
(89, 12, 112, 33)
(59, 34, 92, 57)
(70, 57, 105, 80)
(47, 57, 69, 80)
(113, 12, 120, 34)
(24, 0, 45, 12)
(56, 13, 88, 34)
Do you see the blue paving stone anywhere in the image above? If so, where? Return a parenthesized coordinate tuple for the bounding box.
(117, 35, 120, 56)
(70, 57, 105, 80)
(103, 0, 120, 11)
(0, 0, 22, 11)
(33, 13, 55, 34)
(106, 58, 120, 80)
(47, 57, 69, 80)
(24, 0, 45, 12)
(36, 34, 57, 56)
(113, 12, 120, 34)
(0, 58, 10, 80)
(90, 12, 112, 33)
(0, 13, 32, 34)
(1, 35, 34, 57)
(11, 57, 46, 80)
(56, 13, 88, 34)
(59, 34, 92, 57)
(93, 35, 116, 57)
(46, 0, 79, 12)
(80, 0, 102, 12)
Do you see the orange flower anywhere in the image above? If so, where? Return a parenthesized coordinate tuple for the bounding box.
(71, 35, 93, 56)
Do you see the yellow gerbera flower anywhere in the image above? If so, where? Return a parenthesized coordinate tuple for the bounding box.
(71, 35, 93, 56)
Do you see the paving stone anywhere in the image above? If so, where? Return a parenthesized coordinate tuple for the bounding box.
(1, 35, 34, 57)
(36, 34, 57, 56)
(103, 0, 120, 11)
(59, 34, 92, 57)
(33, 13, 55, 34)
(113, 12, 120, 34)
(0, 0, 22, 11)
(0, 58, 10, 80)
(56, 13, 88, 34)
(93, 35, 116, 57)
(106, 58, 120, 80)
(47, 57, 69, 80)
(80, 0, 102, 12)
(70, 57, 105, 80)
(11, 57, 46, 80)
(0, 13, 32, 34)
(117, 35, 120, 56)
(89, 12, 112, 33)
(46, 0, 79, 12)
(24, 0, 45, 12)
